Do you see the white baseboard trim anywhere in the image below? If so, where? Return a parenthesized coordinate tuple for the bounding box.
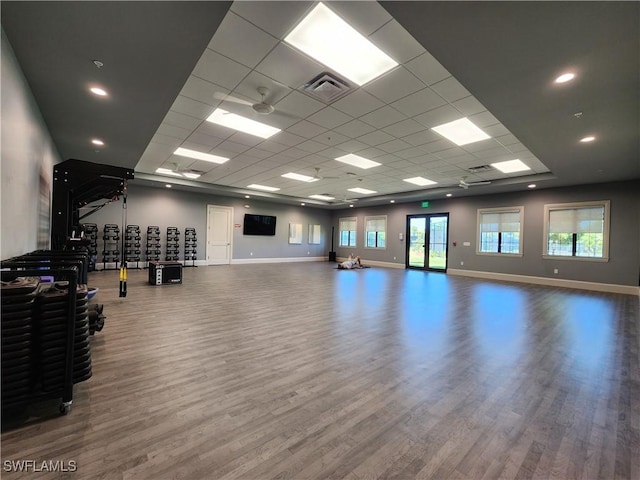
(231, 256, 327, 265)
(447, 268, 640, 296)
(335, 257, 405, 269)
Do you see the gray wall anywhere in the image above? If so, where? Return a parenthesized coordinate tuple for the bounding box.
(332, 180, 640, 287)
(84, 183, 332, 261)
(1, 29, 61, 259)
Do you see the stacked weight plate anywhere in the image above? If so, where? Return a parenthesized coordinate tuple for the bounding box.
(37, 282, 92, 392)
(1, 277, 40, 405)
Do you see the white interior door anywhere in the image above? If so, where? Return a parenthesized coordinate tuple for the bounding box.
(206, 205, 233, 265)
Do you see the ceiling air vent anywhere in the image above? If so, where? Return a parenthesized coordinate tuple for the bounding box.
(468, 165, 493, 173)
(303, 72, 351, 103)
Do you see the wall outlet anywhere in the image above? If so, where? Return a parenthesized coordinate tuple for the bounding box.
(463, 241, 471, 247)
(553, 268, 558, 274)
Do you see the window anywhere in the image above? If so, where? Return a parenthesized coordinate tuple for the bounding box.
(477, 207, 524, 255)
(339, 217, 357, 247)
(544, 201, 610, 261)
(365, 216, 386, 249)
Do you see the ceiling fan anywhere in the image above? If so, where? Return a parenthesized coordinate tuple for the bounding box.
(214, 87, 275, 115)
(311, 167, 340, 180)
(458, 176, 492, 189)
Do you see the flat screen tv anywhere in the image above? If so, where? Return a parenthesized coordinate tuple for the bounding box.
(243, 214, 277, 236)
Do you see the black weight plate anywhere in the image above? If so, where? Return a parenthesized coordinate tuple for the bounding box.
(1, 317, 31, 329)
(2, 340, 30, 353)
(1, 333, 31, 345)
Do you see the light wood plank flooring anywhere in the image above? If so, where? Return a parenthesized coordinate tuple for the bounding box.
(2, 263, 639, 479)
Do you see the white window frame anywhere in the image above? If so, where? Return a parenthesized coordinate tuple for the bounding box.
(543, 200, 610, 262)
(339, 217, 357, 248)
(476, 206, 524, 257)
(364, 215, 387, 250)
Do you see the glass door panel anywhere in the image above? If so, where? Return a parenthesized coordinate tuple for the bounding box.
(428, 216, 448, 270)
(408, 217, 426, 268)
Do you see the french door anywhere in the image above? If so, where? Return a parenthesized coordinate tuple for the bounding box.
(406, 214, 449, 271)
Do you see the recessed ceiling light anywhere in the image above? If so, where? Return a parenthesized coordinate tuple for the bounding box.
(432, 118, 490, 146)
(90, 87, 107, 96)
(446, 193, 453, 197)
(528, 184, 537, 189)
(491, 159, 531, 173)
(244, 204, 251, 208)
(555, 72, 575, 83)
(155, 168, 182, 177)
(349, 204, 354, 208)
(207, 108, 280, 138)
(284, 3, 398, 86)
(580, 136, 596, 143)
(301, 202, 306, 206)
(182, 172, 201, 179)
(245, 195, 250, 199)
(247, 184, 280, 192)
(335, 153, 381, 169)
(281, 172, 319, 182)
(165, 184, 172, 188)
(309, 194, 335, 201)
(390, 200, 395, 203)
(91, 138, 104, 146)
(174, 147, 229, 164)
(403, 176, 437, 187)
(348, 187, 377, 194)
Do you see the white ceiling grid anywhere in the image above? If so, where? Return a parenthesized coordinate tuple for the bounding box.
(136, 0, 549, 204)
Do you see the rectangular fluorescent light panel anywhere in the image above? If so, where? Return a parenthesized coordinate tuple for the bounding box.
(281, 172, 319, 182)
(182, 172, 201, 179)
(348, 187, 377, 194)
(207, 108, 281, 139)
(335, 153, 381, 169)
(491, 159, 531, 173)
(174, 147, 229, 164)
(403, 177, 437, 186)
(309, 194, 335, 201)
(431, 118, 491, 146)
(284, 3, 398, 86)
(247, 184, 280, 192)
(155, 168, 182, 177)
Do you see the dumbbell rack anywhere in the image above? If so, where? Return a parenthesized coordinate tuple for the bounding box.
(145, 226, 161, 267)
(165, 227, 180, 262)
(81, 223, 98, 271)
(102, 224, 120, 270)
(124, 225, 142, 269)
(184, 227, 197, 267)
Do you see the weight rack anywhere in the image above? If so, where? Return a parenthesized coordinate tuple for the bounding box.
(184, 227, 197, 267)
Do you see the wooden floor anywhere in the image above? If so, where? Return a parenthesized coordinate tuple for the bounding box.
(1, 263, 639, 480)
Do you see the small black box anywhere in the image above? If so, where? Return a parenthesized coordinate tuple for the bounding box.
(328, 251, 337, 262)
(148, 261, 182, 285)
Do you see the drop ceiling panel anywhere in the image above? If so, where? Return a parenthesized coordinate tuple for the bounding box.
(329, 1, 393, 36)
(184, 132, 225, 149)
(276, 91, 326, 118)
(336, 139, 369, 153)
(272, 131, 306, 147)
(360, 106, 406, 129)
(452, 96, 487, 116)
(363, 67, 425, 104)
(255, 43, 324, 89)
(297, 139, 327, 154)
(286, 120, 328, 138)
(192, 49, 251, 90)
(414, 104, 463, 129)
(332, 89, 386, 118)
(306, 107, 353, 130)
(467, 111, 500, 128)
(207, 11, 279, 69)
(401, 130, 442, 147)
(163, 110, 204, 131)
(369, 19, 425, 64)
(383, 118, 426, 138)
(405, 51, 450, 86)
(430, 76, 471, 103)
(378, 138, 413, 154)
(149, 134, 183, 148)
(358, 130, 396, 147)
(179, 76, 227, 106)
(170, 95, 214, 120)
(156, 123, 192, 141)
(230, 1, 314, 40)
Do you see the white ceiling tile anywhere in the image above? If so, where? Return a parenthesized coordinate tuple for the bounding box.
(259, 140, 291, 154)
(357, 146, 387, 158)
(468, 110, 500, 127)
(276, 90, 326, 118)
(163, 110, 203, 131)
(255, 43, 324, 89)
(232, 71, 291, 105)
(432, 147, 468, 159)
(193, 49, 251, 90)
(401, 129, 442, 147)
(495, 133, 520, 146)
(194, 121, 235, 140)
(217, 139, 254, 154)
(259, 112, 298, 131)
(377, 139, 413, 154)
(419, 139, 457, 153)
(286, 120, 327, 138)
(430, 77, 471, 103)
(183, 132, 224, 150)
(364, 67, 424, 104)
(271, 131, 306, 147)
(280, 146, 307, 158)
(170, 95, 214, 120)
(335, 139, 369, 153)
(156, 123, 191, 140)
(483, 123, 512, 137)
(231, 1, 314, 39)
(307, 107, 353, 129)
(507, 143, 530, 154)
(149, 134, 184, 148)
(333, 119, 376, 138)
(136, 143, 176, 172)
(361, 106, 406, 129)
(332, 89, 385, 118)
(369, 19, 424, 64)
(394, 147, 426, 160)
(207, 11, 279, 69)
(462, 138, 504, 153)
(390, 87, 447, 118)
(382, 118, 426, 138)
(452, 96, 487, 116)
(358, 130, 396, 147)
(297, 139, 327, 154)
(312, 131, 350, 147)
(241, 148, 274, 160)
(328, 1, 392, 36)
(405, 51, 450, 86)
(180, 76, 228, 106)
(414, 105, 462, 129)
